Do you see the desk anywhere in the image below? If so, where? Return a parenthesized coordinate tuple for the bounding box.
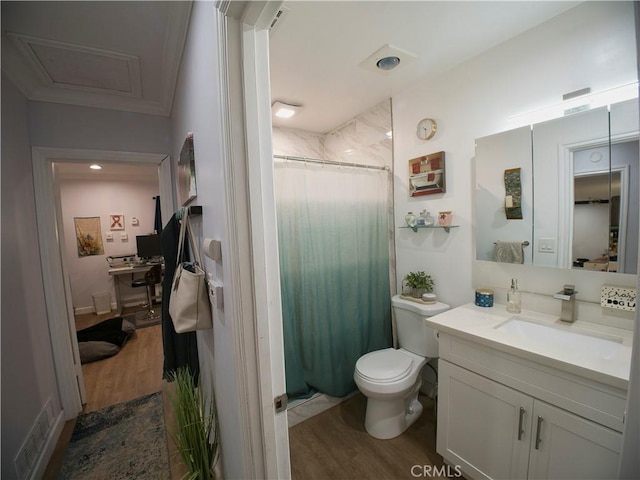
(108, 263, 164, 314)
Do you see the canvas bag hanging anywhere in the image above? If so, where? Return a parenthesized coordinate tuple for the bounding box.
(169, 213, 212, 333)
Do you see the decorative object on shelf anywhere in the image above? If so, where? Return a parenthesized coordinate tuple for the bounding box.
(408, 151, 446, 197)
(424, 211, 435, 226)
(475, 288, 494, 307)
(178, 132, 197, 207)
(403, 271, 435, 298)
(405, 211, 417, 228)
(416, 117, 438, 140)
(438, 211, 453, 227)
(504, 167, 523, 219)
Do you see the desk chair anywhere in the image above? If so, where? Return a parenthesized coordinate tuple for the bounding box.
(132, 264, 163, 318)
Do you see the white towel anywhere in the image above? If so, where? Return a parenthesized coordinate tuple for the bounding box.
(494, 241, 524, 264)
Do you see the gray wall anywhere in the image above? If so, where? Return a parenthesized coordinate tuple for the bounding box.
(1, 74, 61, 478)
(28, 101, 172, 154)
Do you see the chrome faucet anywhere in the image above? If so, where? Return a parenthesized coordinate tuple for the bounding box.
(554, 284, 578, 323)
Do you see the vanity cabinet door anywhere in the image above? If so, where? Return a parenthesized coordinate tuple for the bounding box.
(528, 401, 622, 480)
(437, 360, 533, 480)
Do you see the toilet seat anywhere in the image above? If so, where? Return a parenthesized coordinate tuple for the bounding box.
(355, 348, 416, 383)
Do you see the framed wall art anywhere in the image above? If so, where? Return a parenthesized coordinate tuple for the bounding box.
(74, 216, 105, 257)
(177, 132, 197, 206)
(408, 151, 446, 197)
(109, 214, 125, 230)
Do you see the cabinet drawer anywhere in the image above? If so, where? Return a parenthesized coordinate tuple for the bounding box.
(438, 334, 627, 431)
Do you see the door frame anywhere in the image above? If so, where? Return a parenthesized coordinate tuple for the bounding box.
(32, 146, 171, 419)
(216, 1, 290, 477)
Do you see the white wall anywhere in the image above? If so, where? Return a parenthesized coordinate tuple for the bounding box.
(170, 3, 247, 478)
(1, 74, 61, 478)
(59, 178, 160, 312)
(393, 1, 638, 309)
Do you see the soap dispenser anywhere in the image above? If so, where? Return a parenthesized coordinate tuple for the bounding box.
(506, 278, 521, 314)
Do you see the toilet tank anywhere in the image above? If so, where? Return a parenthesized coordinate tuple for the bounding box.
(391, 295, 449, 357)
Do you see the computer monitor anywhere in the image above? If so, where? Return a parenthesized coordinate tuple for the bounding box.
(136, 234, 162, 260)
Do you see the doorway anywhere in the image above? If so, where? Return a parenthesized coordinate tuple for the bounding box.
(54, 160, 165, 412)
(32, 147, 172, 420)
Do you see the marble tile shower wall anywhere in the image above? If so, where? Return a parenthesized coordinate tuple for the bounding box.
(272, 99, 392, 167)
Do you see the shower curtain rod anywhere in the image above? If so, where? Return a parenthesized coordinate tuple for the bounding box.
(273, 154, 390, 172)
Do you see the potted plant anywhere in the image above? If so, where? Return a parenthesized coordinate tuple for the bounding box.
(168, 367, 220, 480)
(403, 271, 435, 298)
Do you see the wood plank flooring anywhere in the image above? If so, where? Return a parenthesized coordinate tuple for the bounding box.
(289, 393, 453, 480)
(78, 312, 164, 413)
(46, 308, 450, 479)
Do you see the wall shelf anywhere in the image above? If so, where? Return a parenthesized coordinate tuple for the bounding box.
(400, 225, 459, 233)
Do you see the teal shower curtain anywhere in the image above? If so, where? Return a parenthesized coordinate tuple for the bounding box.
(275, 161, 392, 398)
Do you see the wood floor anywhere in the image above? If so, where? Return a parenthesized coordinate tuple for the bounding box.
(289, 393, 452, 480)
(45, 308, 450, 479)
(43, 307, 188, 479)
(76, 309, 164, 413)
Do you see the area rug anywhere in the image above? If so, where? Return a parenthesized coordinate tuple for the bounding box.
(59, 392, 170, 479)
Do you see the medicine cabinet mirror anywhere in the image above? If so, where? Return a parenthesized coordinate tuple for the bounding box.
(475, 98, 638, 275)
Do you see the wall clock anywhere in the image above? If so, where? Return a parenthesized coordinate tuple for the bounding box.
(416, 118, 437, 140)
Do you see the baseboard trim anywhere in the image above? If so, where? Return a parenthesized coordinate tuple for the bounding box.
(31, 410, 65, 480)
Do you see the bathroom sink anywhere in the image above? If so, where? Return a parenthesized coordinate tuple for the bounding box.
(495, 317, 623, 358)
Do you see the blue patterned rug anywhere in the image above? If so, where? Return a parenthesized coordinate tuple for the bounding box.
(60, 392, 170, 479)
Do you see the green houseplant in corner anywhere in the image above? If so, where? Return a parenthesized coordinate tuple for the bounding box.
(404, 271, 435, 298)
(168, 367, 220, 480)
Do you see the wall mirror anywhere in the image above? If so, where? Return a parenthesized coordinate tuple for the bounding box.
(475, 98, 638, 275)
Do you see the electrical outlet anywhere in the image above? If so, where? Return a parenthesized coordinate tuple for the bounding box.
(601, 285, 636, 312)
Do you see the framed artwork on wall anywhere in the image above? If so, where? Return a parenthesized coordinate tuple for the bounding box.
(109, 214, 125, 230)
(408, 151, 446, 197)
(74, 217, 105, 257)
(177, 132, 197, 206)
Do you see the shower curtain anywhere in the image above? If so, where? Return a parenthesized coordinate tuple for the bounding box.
(275, 161, 392, 399)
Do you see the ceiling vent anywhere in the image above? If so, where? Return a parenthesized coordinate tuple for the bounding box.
(359, 44, 417, 74)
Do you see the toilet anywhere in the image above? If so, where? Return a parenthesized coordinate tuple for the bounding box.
(354, 294, 449, 439)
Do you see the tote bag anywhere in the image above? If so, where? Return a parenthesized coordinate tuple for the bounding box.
(169, 214, 212, 333)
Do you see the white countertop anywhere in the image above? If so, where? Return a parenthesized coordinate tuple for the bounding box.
(426, 302, 633, 390)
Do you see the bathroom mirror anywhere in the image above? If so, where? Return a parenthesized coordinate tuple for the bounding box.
(475, 98, 639, 274)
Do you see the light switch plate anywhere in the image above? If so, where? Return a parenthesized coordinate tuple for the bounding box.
(538, 238, 556, 253)
(121, 233, 128, 241)
(601, 285, 636, 312)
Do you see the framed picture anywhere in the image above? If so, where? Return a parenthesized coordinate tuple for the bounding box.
(408, 151, 446, 197)
(74, 217, 105, 257)
(177, 132, 197, 206)
(109, 214, 125, 230)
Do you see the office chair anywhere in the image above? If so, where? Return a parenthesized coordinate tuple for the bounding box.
(132, 264, 163, 318)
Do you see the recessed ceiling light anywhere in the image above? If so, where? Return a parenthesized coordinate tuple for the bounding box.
(90, 164, 102, 170)
(272, 101, 301, 119)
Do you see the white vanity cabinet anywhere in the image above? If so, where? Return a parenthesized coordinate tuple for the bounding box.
(436, 333, 626, 480)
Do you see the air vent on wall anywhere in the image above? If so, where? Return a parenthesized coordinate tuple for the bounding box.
(269, 7, 289, 34)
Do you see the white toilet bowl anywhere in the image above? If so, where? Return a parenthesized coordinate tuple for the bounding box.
(354, 347, 427, 439)
(354, 295, 449, 440)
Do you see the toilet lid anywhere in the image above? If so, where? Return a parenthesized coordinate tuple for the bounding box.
(356, 349, 414, 383)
